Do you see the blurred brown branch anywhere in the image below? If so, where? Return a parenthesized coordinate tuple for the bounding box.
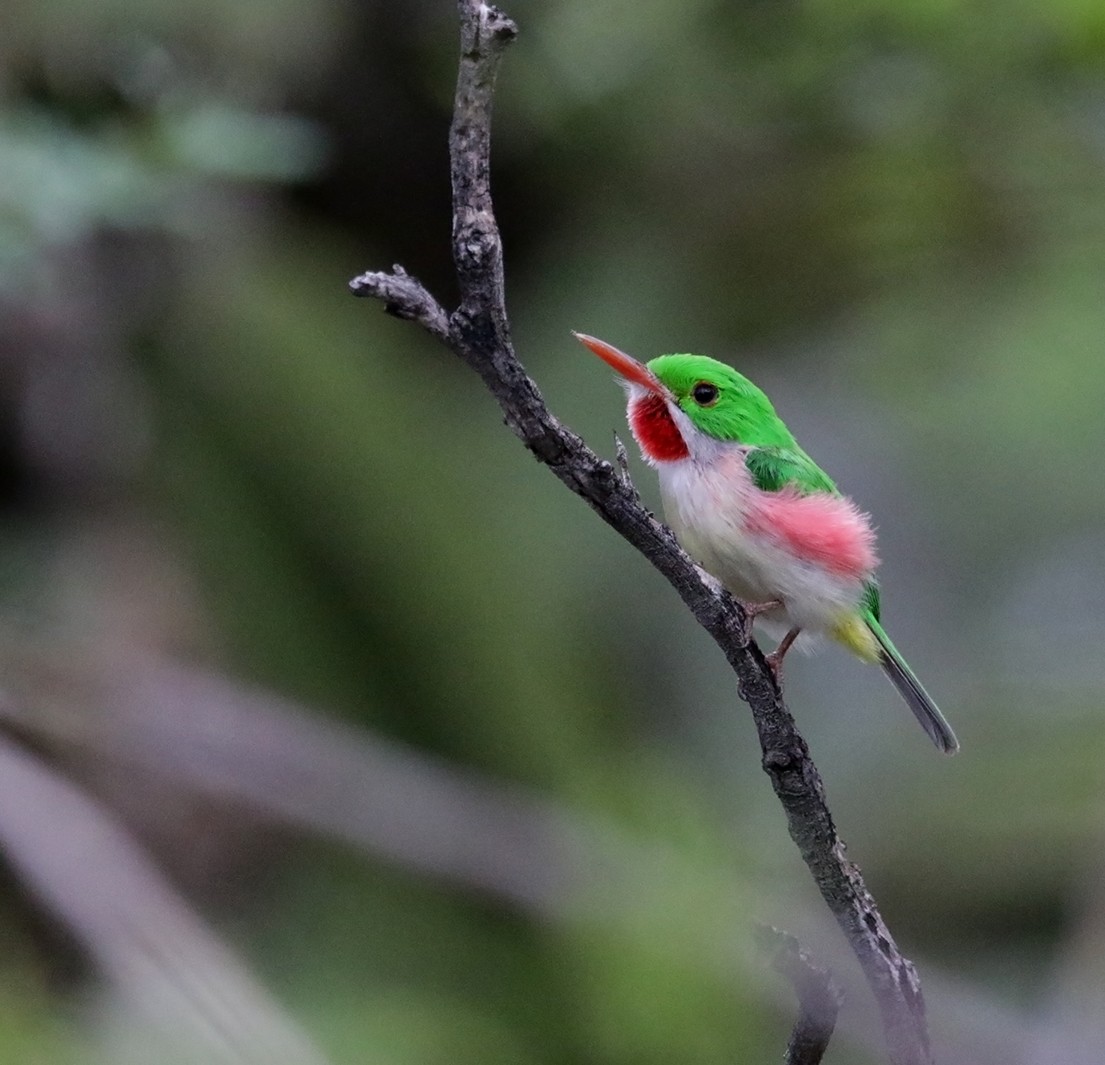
(0, 644, 575, 913)
(758, 925, 844, 1065)
(0, 728, 330, 1065)
(350, 1, 934, 1062)
(0, 637, 1034, 1064)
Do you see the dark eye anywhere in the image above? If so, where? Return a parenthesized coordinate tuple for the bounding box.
(692, 382, 719, 406)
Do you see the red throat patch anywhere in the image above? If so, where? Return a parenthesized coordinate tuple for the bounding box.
(629, 394, 689, 462)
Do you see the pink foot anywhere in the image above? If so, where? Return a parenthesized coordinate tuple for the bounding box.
(742, 598, 784, 619)
(739, 598, 783, 642)
(764, 627, 801, 686)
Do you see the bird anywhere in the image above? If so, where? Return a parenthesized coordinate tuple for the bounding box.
(576, 331, 958, 755)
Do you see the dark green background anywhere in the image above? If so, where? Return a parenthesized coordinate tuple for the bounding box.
(1, 0, 1103, 1060)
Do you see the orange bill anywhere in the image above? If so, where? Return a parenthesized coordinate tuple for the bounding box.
(573, 332, 666, 393)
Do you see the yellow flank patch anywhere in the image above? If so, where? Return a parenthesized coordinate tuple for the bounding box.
(831, 614, 880, 662)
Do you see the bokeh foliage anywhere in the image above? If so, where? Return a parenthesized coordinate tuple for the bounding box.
(2, 0, 1105, 1061)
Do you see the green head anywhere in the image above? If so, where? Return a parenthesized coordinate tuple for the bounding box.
(574, 333, 796, 455)
(646, 353, 796, 448)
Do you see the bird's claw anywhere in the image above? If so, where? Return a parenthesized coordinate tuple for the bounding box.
(737, 599, 783, 643)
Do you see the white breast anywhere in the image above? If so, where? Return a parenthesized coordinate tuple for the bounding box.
(655, 448, 866, 641)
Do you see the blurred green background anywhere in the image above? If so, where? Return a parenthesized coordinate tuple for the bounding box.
(1, 0, 1104, 1062)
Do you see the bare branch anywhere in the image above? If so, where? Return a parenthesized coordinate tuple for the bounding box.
(349, 2, 935, 1062)
(450, 1, 517, 324)
(758, 926, 844, 1065)
(349, 264, 450, 342)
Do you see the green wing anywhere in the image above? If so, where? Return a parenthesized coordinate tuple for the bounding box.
(742, 449, 953, 748)
(743, 446, 838, 496)
(861, 580, 881, 622)
(745, 446, 881, 622)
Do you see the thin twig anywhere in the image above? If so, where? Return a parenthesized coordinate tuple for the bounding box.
(349, 264, 450, 341)
(757, 925, 844, 1065)
(612, 431, 641, 502)
(349, 2, 934, 1062)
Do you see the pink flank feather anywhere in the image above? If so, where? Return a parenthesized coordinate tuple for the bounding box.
(745, 488, 878, 580)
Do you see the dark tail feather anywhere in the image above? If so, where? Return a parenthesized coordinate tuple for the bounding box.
(867, 618, 959, 755)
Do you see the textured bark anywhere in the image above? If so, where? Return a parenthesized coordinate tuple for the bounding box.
(349, 2, 934, 1062)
